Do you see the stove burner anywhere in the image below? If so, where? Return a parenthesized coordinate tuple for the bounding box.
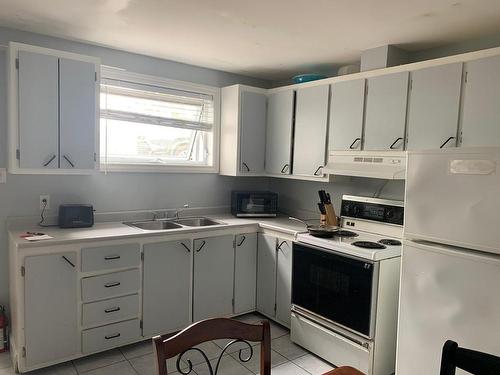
(333, 230, 359, 238)
(352, 241, 386, 249)
(379, 239, 402, 246)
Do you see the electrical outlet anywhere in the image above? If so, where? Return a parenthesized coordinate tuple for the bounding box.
(40, 195, 50, 210)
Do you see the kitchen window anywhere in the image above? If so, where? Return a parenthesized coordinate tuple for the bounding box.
(100, 68, 220, 172)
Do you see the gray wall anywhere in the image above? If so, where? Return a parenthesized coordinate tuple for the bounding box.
(0, 27, 272, 309)
(269, 177, 405, 218)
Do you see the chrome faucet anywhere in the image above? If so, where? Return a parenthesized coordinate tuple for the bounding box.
(173, 204, 189, 219)
(151, 210, 166, 220)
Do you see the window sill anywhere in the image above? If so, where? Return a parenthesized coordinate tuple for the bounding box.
(99, 163, 219, 174)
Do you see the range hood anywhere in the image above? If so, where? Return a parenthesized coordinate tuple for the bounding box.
(323, 150, 406, 179)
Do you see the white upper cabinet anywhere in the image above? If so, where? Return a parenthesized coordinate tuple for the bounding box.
(293, 85, 330, 177)
(8, 43, 100, 174)
(461, 55, 500, 147)
(329, 79, 366, 151)
(406, 63, 463, 150)
(17, 51, 59, 170)
(364, 72, 409, 151)
(59, 58, 97, 170)
(265, 90, 294, 175)
(220, 85, 267, 176)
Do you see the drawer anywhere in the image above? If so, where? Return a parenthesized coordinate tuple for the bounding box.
(291, 312, 371, 373)
(81, 243, 141, 272)
(82, 294, 140, 327)
(82, 319, 141, 353)
(82, 269, 140, 302)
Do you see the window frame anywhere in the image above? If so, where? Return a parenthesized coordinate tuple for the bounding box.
(99, 66, 221, 173)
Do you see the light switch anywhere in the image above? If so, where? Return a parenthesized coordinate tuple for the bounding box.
(0, 168, 6, 183)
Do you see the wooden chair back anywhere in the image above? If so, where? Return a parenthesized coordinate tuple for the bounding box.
(440, 340, 500, 375)
(153, 317, 271, 375)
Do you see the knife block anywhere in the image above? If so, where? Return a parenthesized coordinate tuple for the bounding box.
(324, 203, 339, 226)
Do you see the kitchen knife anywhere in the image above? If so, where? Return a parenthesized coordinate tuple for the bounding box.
(318, 202, 326, 215)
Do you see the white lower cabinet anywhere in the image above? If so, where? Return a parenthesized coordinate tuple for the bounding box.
(256, 233, 277, 318)
(256, 233, 293, 328)
(13, 229, 271, 372)
(193, 235, 235, 321)
(24, 253, 79, 368)
(234, 233, 258, 314)
(275, 239, 292, 327)
(142, 240, 192, 337)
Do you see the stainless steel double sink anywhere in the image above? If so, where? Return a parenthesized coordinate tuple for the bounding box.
(124, 217, 225, 231)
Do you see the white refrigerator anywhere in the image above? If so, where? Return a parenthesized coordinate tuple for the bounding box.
(396, 147, 500, 375)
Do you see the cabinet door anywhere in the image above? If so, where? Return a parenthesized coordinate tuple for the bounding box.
(364, 72, 409, 150)
(256, 233, 277, 318)
(143, 240, 191, 337)
(59, 58, 97, 170)
(276, 240, 292, 327)
(407, 63, 463, 150)
(265, 90, 294, 175)
(329, 79, 366, 151)
(18, 51, 59, 169)
(239, 91, 267, 173)
(461, 56, 500, 147)
(234, 233, 257, 314)
(293, 85, 330, 176)
(193, 235, 235, 321)
(24, 253, 78, 366)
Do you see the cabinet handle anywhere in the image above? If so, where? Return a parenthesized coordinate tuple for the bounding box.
(389, 137, 404, 149)
(349, 138, 361, 149)
(313, 166, 323, 176)
(105, 333, 121, 340)
(61, 256, 75, 268)
(237, 236, 246, 247)
(63, 155, 75, 168)
(104, 282, 121, 288)
(280, 164, 289, 174)
(43, 154, 56, 167)
(104, 307, 121, 313)
(242, 162, 250, 172)
(440, 136, 456, 149)
(277, 241, 288, 252)
(180, 242, 191, 252)
(196, 240, 206, 252)
(104, 255, 121, 260)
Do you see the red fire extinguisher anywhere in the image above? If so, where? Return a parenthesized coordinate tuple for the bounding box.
(0, 305, 8, 353)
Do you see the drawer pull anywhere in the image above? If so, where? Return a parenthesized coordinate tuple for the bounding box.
(104, 333, 121, 340)
(104, 255, 121, 260)
(104, 307, 121, 313)
(104, 282, 121, 288)
(62, 256, 76, 268)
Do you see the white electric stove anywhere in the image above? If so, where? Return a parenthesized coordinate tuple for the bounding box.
(291, 195, 404, 375)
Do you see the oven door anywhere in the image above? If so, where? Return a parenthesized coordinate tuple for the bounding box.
(292, 242, 378, 338)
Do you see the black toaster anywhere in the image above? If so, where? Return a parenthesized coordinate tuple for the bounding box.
(58, 204, 94, 228)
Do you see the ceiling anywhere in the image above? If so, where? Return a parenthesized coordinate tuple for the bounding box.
(1, 0, 500, 80)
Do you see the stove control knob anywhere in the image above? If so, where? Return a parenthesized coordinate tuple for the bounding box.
(386, 209, 394, 219)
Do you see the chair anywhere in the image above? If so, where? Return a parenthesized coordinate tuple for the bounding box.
(440, 340, 500, 375)
(153, 317, 271, 375)
(323, 366, 366, 375)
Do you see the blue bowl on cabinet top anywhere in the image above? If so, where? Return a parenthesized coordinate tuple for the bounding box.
(292, 74, 327, 84)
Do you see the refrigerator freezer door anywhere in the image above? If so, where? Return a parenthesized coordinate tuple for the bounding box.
(396, 241, 500, 375)
(404, 147, 500, 254)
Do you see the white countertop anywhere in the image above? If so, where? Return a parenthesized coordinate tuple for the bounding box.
(9, 214, 308, 248)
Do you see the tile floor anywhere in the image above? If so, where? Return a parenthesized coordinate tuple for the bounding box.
(0, 313, 334, 375)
